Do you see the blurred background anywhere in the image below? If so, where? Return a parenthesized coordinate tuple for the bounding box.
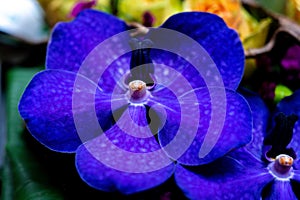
(1, 0, 300, 199)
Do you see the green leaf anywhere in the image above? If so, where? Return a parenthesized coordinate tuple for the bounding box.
(255, 0, 286, 14)
(2, 67, 64, 200)
(274, 84, 293, 104)
(1, 157, 14, 200)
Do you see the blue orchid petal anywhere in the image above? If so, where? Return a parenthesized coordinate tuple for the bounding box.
(288, 120, 300, 169)
(151, 12, 244, 90)
(275, 89, 300, 166)
(156, 87, 252, 165)
(263, 180, 297, 200)
(75, 105, 175, 194)
(292, 169, 300, 182)
(293, 121, 300, 169)
(148, 85, 193, 163)
(239, 88, 270, 159)
(18, 69, 118, 152)
(175, 148, 273, 200)
(276, 89, 300, 116)
(149, 50, 207, 90)
(97, 53, 131, 93)
(104, 105, 162, 153)
(46, 9, 128, 73)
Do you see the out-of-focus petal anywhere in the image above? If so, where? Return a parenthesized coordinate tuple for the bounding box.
(70, 0, 97, 17)
(118, 0, 183, 27)
(183, 0, 242, 30)
(241, 12, 272, 49)
(286, 0, 300, 23)
(37, 0, 77, 27)
(175, 149, 272, 200)
(0, 0, 49, 44)
(75, 105, 175, 194)
(281, 45, 300, 71)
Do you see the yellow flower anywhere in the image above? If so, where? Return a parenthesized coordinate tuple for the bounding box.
(37, 0, 76, 26)
(286, 0, 300, 22)
(240, 8, 272, 49)
(37, 0, 110, 27)
(118, 0, 182, 27)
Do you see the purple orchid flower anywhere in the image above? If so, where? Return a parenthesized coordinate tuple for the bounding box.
(281, 45, 300, 71)
(176, 89, 300, 199)
(70, 0, 97, 18)
(281, 44, 300, 91)
(18, 10, 252, 195)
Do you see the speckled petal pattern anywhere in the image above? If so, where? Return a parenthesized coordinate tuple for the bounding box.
(18, 69, 114, 152)
(239, 88, 270, 159)
(152, 12, 244, 90)
(75, 105, 175, 194)
(46, 9, 128, 73)
(104, 105, 162, 153)
(158, 87, 252, 165)
(175, 150, 273, 200)
(148, 84, 202, 163)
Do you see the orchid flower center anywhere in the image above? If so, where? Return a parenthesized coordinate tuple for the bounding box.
(264, 113, 298, 180)
(268, 154, 294, 180)
(128, 80, 148, 102)
(124, 38, 155, 104)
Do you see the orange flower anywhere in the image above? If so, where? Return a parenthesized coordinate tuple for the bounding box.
(184, 0, 272, 50)
(184, 0, 242, 30)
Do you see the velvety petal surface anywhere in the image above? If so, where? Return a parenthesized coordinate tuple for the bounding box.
(291, 120, 300, 169)
(46, 9, 129, 73)
(97, 53, 131, 93)
(239, 88, 270, 159)
(175, 148, 273, 200)
(18, 69, 118, 152)
(264, 180, 297, 200)
(75, 105, 175, 194)
(149, 50, 207, 90)
(291, 169, 300, 182)
(149, 12, 244, 90)
(158, 87, 252, 165)
(148, 83, 200, 164)
(275, 89, 300, 118)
